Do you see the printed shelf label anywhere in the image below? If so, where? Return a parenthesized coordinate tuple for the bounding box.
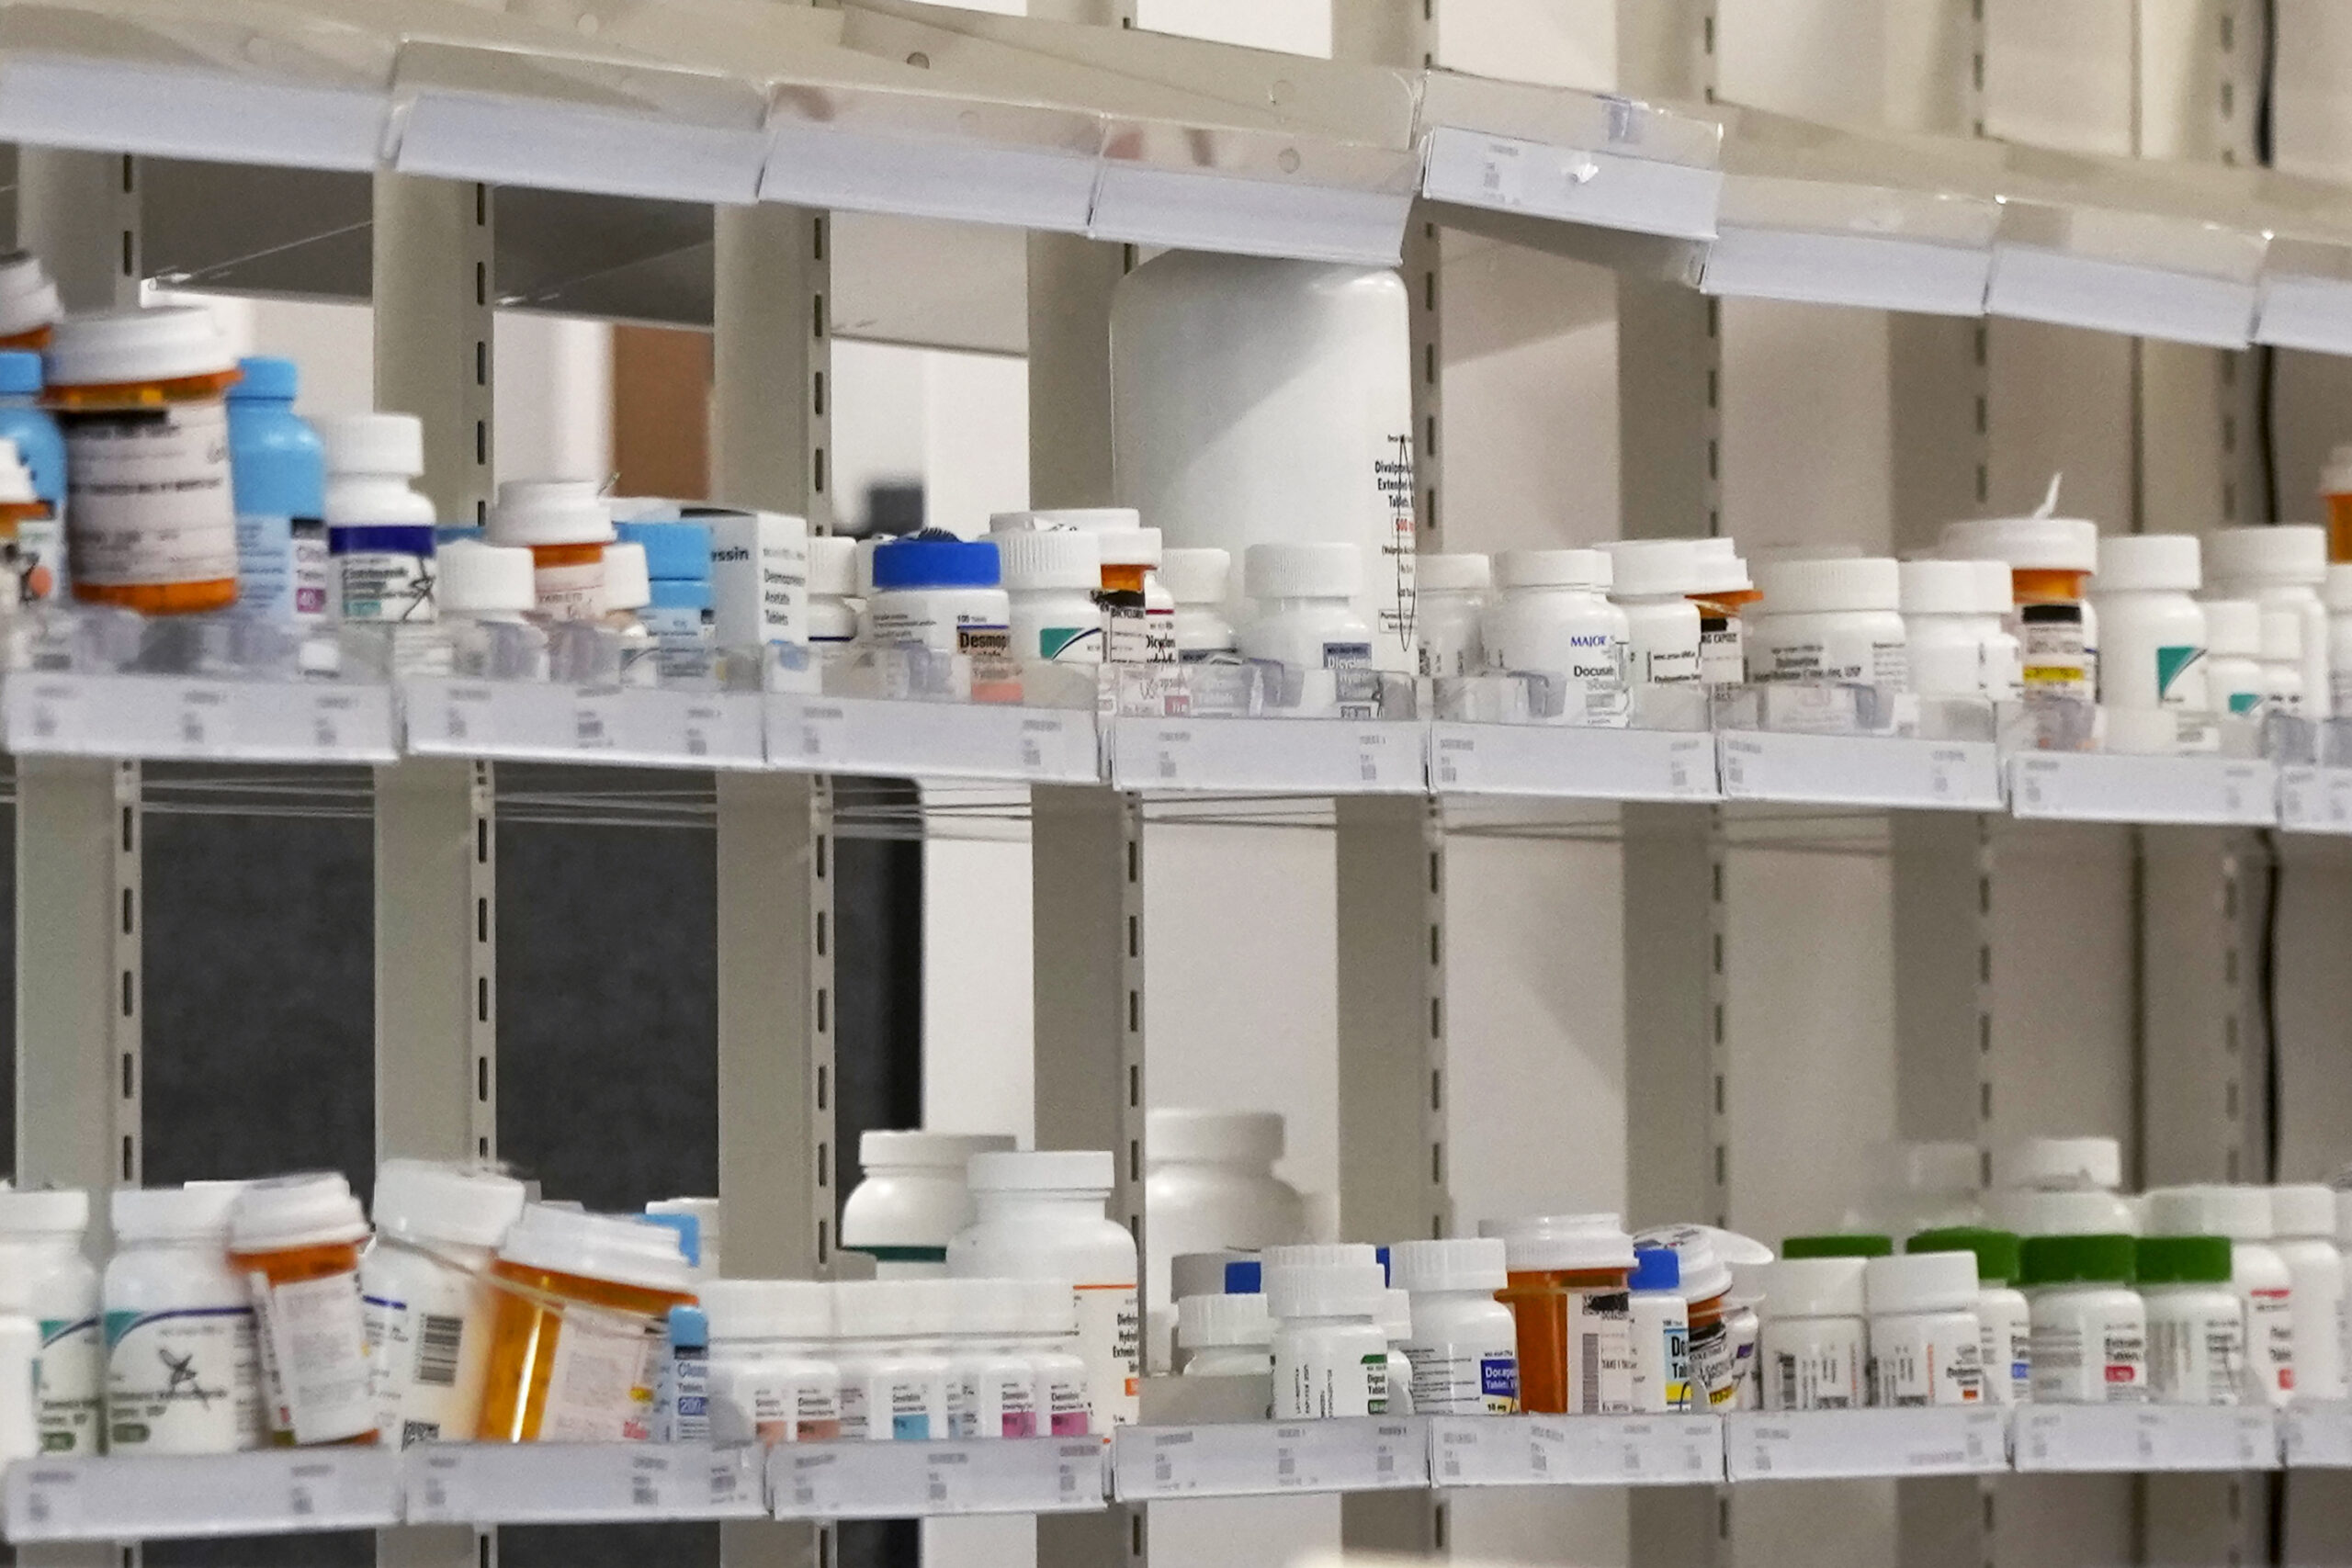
(2277, 766, 2352, 835)
(2010, 753, 2278, 826)
(1110, 1418, 1426, 1500)
(2283, 1403, 2352, 1467)
(1428, 722, 1719, 800)
(4, 673, 398, 763)
(1429, 1414, 1723, 1487)
(401, 1442, 766, 1525)
(1724, 1408, 2009, 1481)
(1718, 732, 2002, 810)
(2012, 1405, 2278, 1472)
(1106, 716, 1425, 794)
(3, 1450, 401, 1541)
(403, 681, 764, 769)
(770, 694, 1102, 784)
(772, 1438, 1106, 1518)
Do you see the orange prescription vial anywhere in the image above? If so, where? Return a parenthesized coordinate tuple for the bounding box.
(1686, 538, 1758, 688)
(2323, 446, 2352, 562)
(476, 1206, 697, 1443)
(0, 252, 60, 351)
(47, 306, 241, 615)
(486, 479, 614, 623)
(1940, 512, 2100, 704)
(228, 1173, 378, 1447)
(1482, 1214, 1636, 1415)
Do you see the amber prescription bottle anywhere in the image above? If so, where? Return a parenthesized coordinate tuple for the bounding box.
(228, 1173, 377, 1447)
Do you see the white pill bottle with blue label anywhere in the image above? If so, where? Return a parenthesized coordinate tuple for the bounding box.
(320, 413, 437, 625)
(1390, 1237, 1520, 1415)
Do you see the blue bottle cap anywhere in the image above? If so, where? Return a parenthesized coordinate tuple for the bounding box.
(617, 518, 713, 581)
(1630, 1246, 1680, 1292)
(1375, 1244, 1391, 1284)
(644, 1211, 701, 1269)
(648, 578, 714, 611)
(871, 529, 1001, 591)
(0, 351, 40, 396)
(667, 1304, 708, 1348)
(1224, 1258, 1262, 1293)
(230, 355, 299, 400)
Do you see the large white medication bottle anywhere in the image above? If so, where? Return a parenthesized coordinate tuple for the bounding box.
(1110, 252, 1416, 673)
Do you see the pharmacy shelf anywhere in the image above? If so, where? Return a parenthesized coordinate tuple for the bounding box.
(2281, 1403, 2352, 1467)
(3, 1450, 402, 1543)
(3, 671, 400, 765)
(1723, 1408, 2009, 1482)
(769, 1437, 1107, 1519)
(401, 1442, 767, 1526)
(1718, 731, 2005, 812)
(1427, 722, 1720, 802)
(770, 693, 1102, 785)
(1105, 714, 1429, 795)
(1428, 1414, 1724, 1489)
(1108, 1417, 1427, 1501)
(2011, 1405, 2280, 1473)
(404, 680, 769, 772)
(2277, 764, 2352, 835)
(2008, 752, 2278, 827)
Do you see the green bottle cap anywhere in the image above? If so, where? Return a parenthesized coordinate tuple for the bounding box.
(2135, 1235, 2233, 1286)
(1907, 1226, 2023, 1285)
(1781, 1234, 1894, 1259)
(2017, 1232, 2137, 1287)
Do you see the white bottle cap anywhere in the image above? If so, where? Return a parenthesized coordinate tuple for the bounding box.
(1094, 528, 1162, 569)
(834, 1278, 922, 1338)
(2095, 534, 2201, 592)
(439, 539, 537, 617)
(0, 436, 36, 505)
(1416, 552, 1492, 592)
(808, 535, 859, 597)
(2006, 1188, 2139, 1236)
(1178, 1290, 1272, 1348)
(489, 479, 615, 547)
(2272, 1184, 2336, 1241)
(1600, 538, 1700, 597)
(1632, 1224, 1743, 1302)
(2205, 598, 2260, 658)
(2262, 605, 2305, 661)
(1899, 559, 1983, 615)
(859, 1131, 1015, 1172)
(1755, 556, 1902, 615)
(2325, 564, 2352, 614)
(1758, 1256, 1867, 1317)
(497, 1203, 694, 1292)
(1262, 1243, 1379, 1270)
(1690, 537, 1752, 594)
(702, 1278, 835, 1341)
(0, 252, 60, 338)
(965, 1149, 1114, 1194)
(47, 304, 233, 386)
(1159, 547, 1230, 604)
(1245, 541, 1360, 600)
(989, 508, 1139, 534)
(1019, 1277, 1079, 1336)
(1265, 1260, 1385, 1321)
(1864, 1250, 1978, 1315)
(2324, 443, 2352, 497)
(996, 525, 1102, 591)
(318, 412, 425, 479)
(604, 541, 652, 612)
(2206, 524, 2327, 587)
(1148, 1109, 1283, 1165)
(230, 1171, 369, 1252)
(644, 1198, 720, 1273)
(371, 1159, 526, 1250)
(1996, 1136, 2121, 1190)
(1379, 1288, 1412, 1340)
(2144, 1184, 2276, 1241)
(1940, 514, 2099, 572)
(1388, 1236, 1507, 1294)
(1495, 548, 1611, 592)
(0, 1189, 87, 1237)
(1476, 1213, 1634, 1271)
(1970, 559, 2018, 614)
(111, 1183, 243, 1242)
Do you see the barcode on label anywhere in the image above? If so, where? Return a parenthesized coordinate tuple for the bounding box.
(413, 1313, 465, 1388)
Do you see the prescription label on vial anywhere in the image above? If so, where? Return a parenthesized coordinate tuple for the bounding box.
(1405, 1343, 1520, 1416)
(62, 402, 238, 588)
(105, 1303, 263, 1452)
(537, 1303, 661, 1442)
(1567, 1288, 1635, 1415)
(250, 1269, 374, 1445)
(1690, 1317, 1739, 1410)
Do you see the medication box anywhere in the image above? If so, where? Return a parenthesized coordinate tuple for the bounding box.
(690, 508, 811, 686)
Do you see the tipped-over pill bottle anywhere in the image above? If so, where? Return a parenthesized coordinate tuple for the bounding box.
(700, 1279, 840, 1444)
(2199, 598, 2265, 718)
(2144, 1184, 2295, 1406)
(1627, 1247, 1694, 1413)
(1690, 538, 1758, 686)
(321, 413, 436, 625)
(950, 1149, 1139, 1430)
(1481, 550, 1631, 725)
(2271, 1185, 2346, 1403)
(487, 479, 612, 622)
(2261, 606, 2307, 716)
(1238, 542, 1374, 686)
(1747, 557, 1908, 690)
(1416, 553, 1491, 678)
(50, 305, 241, 614)
(0, 1189, 100, 1455)
(808, 535, 861, 645)
(1179, 1291, 1274, 1379)
(1908, 1227, 2030, 1406)
(1482, 1213, 1635, 1414)
(868, 531, 1012, 659)
(360, 1159, 526, 1448)
(1390, 1236, 1517, 1416)
(0, 253, 60, 348)
(1758, 1257, 1867, 1410)
(1942, 508, 2101, 701)
(0, 351, 65, 602)
(832, 1279, 950, 1440)
(2207, 524, 2332, 718)
(1264, 1250, 1389, 1418)
(1160, 547, 1235, 662)
(2136, 1235, 2246, 1406)
(225, 356, 325, 623)
(2091, 534, 2207, 753)
(229, 1173, 376, 1447)
(477, 1205, 696, 1442)
(1600, 538, 1704, 690)
(104, 1184, 266, 1454)
(1144, 1109, 1307, 1372)
(946, 1278, 1040, 1438)
(842, 1131, 1016, 1278)
(2020, 1232, 2145, 1404)
(1864, 1250, 1981, 1406)
(997, 525, 1103, 663)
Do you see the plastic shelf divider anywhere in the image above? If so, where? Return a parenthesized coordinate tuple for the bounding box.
(2011, 1404, 2279, 1472)
(4, 1449, 402, 1542)
(400, 1441, 767, 1525)
(1427, 722, 1720, 800)
(1110, 1417, 1427, 1500)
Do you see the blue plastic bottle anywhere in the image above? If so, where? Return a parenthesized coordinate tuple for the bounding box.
(224, 356, 327, 620)
(0, 350, 66, 603)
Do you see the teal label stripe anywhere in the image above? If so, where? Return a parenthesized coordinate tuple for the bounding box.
(850, 1245, 948, 1264)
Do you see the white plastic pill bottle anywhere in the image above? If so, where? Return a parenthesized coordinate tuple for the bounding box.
(2145, 1184, 2296, 1406)
(2091, 533, 2208, 753)
(0, 1303, 36, 1463)
(319, 412, 437, 625)
(2271, 1184, 2347, 1403)
(2019, 1232, 2146, 1404)
(997, 525, 1104, 664)
(105, 1183, 266, 1454)
(1901, 558, 1997, 700)
(1989, 1136, 2137, 1236)
(1014, 1277, 1092, 1436)
(831, 1279, 950, 1441)
(2261, 606, 2308, 716)
(1747, 556, 1909, 690)
(1264, 1247, 1390, 1419)
(842, 1131, 1014, 1278)
(1634, 1223, 1769, 1412)
(485, 479, 613, 622)
(0, 1189, 100, 1455)
(1600, 538, 1704, 691)
(1757, 1257, 1868, 1411)
(1390, 1236, 1518, 1416)
(1143, 1109, 1308, 1371)
(2200, 598, 2266, 718)
(1159, 547, 1236, 662)
(1969, 560, 2027, 700)
(1416, 552, 1492, 678)
(2206, 523, 2332, 719)
(359, 1159, 526, 1448)
(1941, 507, 2101, 703)
(1480, 548, 1631, 726)
(867, 532, 1012, 659)
(1905, 1227, 2029, 1406)
(1689, 538, 1756, 687)
(2136, 1235, 2247, 1406)
(1627, 1246, 1694, 1413)
(808, 536, 862, 645)
(700, 1279, 840, 1444)
(1864, 1250, 1982, 1406)
(950, 1149, 1140, 1430)
(1178, 1291, 1275, 1379)
(1238, 541, 1374, 678)
(2326, 563, 2352, 715)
